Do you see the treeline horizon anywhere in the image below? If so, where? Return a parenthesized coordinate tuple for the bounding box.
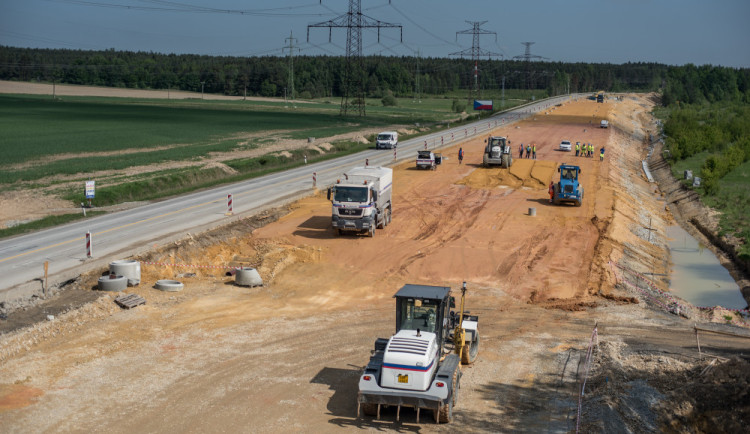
(0, 45, 675, 100)
(1, 46, 747, 105)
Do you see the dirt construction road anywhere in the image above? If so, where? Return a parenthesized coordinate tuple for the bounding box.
(2, 96, 749, 433)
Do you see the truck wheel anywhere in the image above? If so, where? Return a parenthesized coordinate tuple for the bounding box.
(368, 225, 375, 237)
(337, 229, 343, 236)
(501, 154, 509, 168)
(575, 199, 582, 207)
(385, 208, 392, 226)
(361, 403, 378, 417)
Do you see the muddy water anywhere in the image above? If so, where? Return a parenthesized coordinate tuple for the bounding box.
(666, 225, 746, 309)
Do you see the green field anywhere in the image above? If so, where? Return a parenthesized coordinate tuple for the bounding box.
(0, 91, 535, 236)
(0, 95, 444, 183)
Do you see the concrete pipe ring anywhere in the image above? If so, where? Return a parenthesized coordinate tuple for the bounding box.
(109, 260, 141, 286)
(235, 267, 263, 287)
(98, 275, 128, 292)
(155, 280, 184, 292)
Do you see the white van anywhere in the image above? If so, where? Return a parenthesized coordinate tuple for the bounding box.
(376, 131, 398, 149)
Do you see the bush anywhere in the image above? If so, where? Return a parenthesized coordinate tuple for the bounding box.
(451, 99, 466, 113)
(381, 91, 397, 107)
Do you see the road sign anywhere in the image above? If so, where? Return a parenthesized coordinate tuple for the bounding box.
(85, 180, 96, 199)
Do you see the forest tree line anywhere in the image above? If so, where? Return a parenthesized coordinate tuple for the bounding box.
(2, 45, 675, 99)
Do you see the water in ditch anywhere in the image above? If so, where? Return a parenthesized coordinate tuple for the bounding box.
(666, 225, 747, 309)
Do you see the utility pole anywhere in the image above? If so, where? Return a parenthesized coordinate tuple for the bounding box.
(450, 21, 500, 104)
(308, 0, 402, 116)
(501, 75, 505, 108)
(283, 30, 300, 102)
(414, 49, 421, 103)
(200, 81, 205, 99)
(513, 42, 548, 90)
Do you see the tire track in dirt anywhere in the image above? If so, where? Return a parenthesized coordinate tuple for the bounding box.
(393, 187, 492, 275)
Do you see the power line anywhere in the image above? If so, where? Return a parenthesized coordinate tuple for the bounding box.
(450, 21, 501, 102)
(46, 0, 333, 16)
(307, 0, 402, 116)
(283, 30, 300, 102)
(512, 42, 548, 89)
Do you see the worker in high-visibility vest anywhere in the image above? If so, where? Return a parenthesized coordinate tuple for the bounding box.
(575, 142, 580, 157)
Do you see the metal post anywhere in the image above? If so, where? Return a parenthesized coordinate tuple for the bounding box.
(226, 194, 233, 216)
(86, 231, 92, 258)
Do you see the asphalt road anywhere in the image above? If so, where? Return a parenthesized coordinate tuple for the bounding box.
(0, 95, 574, 299)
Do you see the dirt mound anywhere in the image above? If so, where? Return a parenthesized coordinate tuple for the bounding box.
(201, 162, 238, 175)
(352, 135, 369, 144)
(456, 159, 557, 190)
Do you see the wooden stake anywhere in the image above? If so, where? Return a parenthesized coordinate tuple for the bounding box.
(694, 325, 702, 360)
(43, 261, 49, 295)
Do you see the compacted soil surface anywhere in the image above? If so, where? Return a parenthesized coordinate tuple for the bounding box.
(1, 95, 748, 433)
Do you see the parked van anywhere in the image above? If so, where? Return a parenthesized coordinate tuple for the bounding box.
(376, 131, 398, 149)
(600, 120, 609, 128)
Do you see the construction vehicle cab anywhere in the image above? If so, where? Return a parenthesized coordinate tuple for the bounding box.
(358, 283, 479, 423)
(483, 136, 513, 168)
(553, 164, 584, 206)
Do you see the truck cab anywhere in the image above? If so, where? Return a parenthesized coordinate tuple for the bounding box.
(328, 166, 393, 237)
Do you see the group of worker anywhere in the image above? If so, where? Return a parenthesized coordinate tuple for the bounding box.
(576, 142, 594, 158)
(519, 143, 537, 159)
(575, 142, 606, 161)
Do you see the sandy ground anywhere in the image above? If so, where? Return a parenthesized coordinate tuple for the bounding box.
(1, 95, 749, 432)
(0, 80, 290, 102)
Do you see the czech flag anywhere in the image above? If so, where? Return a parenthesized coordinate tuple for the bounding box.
(474, 100, 493, 110)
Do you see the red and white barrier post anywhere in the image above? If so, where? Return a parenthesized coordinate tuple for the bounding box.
(226, 194, 233, 215)
(86, 231, 92, 258)
(312, 172, 317, 187)
(441, 136, 444, 145)
(365, 158, 369, 166)
(393, 148, 397, 160)
(424, 140, 427, 150)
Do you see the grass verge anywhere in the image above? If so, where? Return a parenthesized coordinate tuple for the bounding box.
(0, 211, 106, 239)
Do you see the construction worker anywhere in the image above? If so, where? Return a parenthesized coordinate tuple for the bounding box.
(590, 143, 594, 158)
(575, 142, 580, 157)
(532, 143, 537, 160)
(519, 143, 524, 158)
(526, 144, 531, 158)
(548, 181, 555, 203)
(600, 147, 605, 161)
(458, 147, 464, 164)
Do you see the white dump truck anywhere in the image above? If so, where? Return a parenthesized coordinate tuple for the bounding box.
(328, 166, 393, 237)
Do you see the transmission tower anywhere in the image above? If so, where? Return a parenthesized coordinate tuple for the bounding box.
(450, 21, 501, 103)
(513, 42, 548, 89)
(283, 31, 300, 103)
(307, 1, 402, 116)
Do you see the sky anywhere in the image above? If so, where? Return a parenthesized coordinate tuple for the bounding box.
(1, 0, 749, 67)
